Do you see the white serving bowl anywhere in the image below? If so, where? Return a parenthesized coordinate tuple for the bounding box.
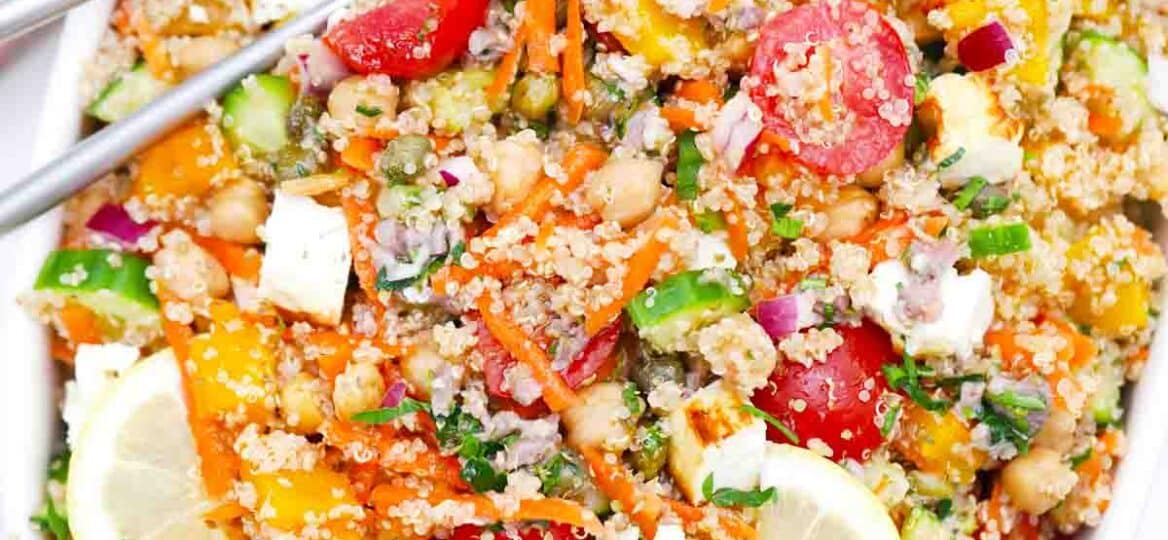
(2, 2, 1167, 538)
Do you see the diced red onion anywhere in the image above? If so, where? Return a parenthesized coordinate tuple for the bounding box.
(85, 204, 155, 245)
(297, 40, 352, 95)
(713, 93, 763, 171)
(439, 170, 460, 187)
(437, 156, 479, 188)
(957, 21, 1014, 72)
(380, 380, 408, 408)
(755, 294, 803, 340)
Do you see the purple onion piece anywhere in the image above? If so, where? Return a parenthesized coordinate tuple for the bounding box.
(85, 204, 155, 245)
(381, 380, 408, 408)
(958, 21, 1014, 72)
(756, 294, 802, 341)
(439, 169, 460, 187)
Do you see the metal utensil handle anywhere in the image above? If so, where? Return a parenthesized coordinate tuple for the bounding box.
(0, 0, 91, 41)
(0, 0, 350, 234)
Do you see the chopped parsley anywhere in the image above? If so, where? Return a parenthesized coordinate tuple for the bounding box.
(622, 383, 643, 415)
(741, 404, 799, 444)
(769, 203, 793, 219)
(937, 147, 966, 169)
(951, 176, 987, 210)
(883, 353, 952, 412)
(936, 498, 953, 520)
(694, 210, 727, 232)
(350, 397, 432, 424)
(436, 404, 512, 492)
(702, 474, 777, 508)
(772, 217, 804, 239)
(914, 72, 930, 106)
(676, 130, 703, 201)
(355, 104, 383, 117)
(975, 400, 1034, 454)
(986, 389, 1047, 412)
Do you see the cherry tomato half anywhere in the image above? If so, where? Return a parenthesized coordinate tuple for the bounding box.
(561, 319, 623, 389)
(749, 0, 913, 175)
(324, 0, 489, 79)
(750, 320, 894, 461)
(452, 523, 589, 540)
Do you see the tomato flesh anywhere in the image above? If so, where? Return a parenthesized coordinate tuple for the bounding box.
(750, 320, 893, 461)
(324, 0, 489, 79)
(748, 0, 913, 175)
(452, 523, 588, 540)
(561, 319, 623, 388)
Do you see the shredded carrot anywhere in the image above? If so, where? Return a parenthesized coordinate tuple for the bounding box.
(383, 442, 467, 488)
(580, 446, 663, 539)
(676, 79, 723, 105)
(306, 331, 354, 381)
(340, 137, 382, 171)
(584, 215, 676, 335)
(660, 105, 705, 132)
(58, 302, 103, 345)
(476, 295, 579, 411)
(1088, 110, 1123, 139)
(920, 214, 949, 237)
(818, 50, 835, 122)
(524, 0, 558, 73)
(429, 135, 455, 154)
(129, 6, 174, 81)
(482, 143, 608, 238)
(725, 203, 750, 261)
(488, 28, 527, 104)
(562, 0, 586, 124)
(758, 129, 792, 153)
(159, 290, 239, 499)
(664, 500, 757, 540)
(191, 234, 262, 281)
(340, 192, 382, 303)
(204, 502, 247, 521)
(50, 337, 76, 365)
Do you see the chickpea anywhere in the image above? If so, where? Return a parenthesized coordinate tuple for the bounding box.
(402, 345, 444, 399)
(488, 138, 544, 215)
(1000, 447, 1078, 515)
(280, 373, 325, 434)
(586, 158, 663, 228)
(1033, 409, 1078, 455)
(560, 382, 641, 452)
(328, 75, 399, 135)
(207, 178, 269, 244)
(817, 185, 878, 240)
(857, 139, 906, 187)
(174, 36, 239, 78)
(332, 361, 386, 421)
(154, 232, 230, 300)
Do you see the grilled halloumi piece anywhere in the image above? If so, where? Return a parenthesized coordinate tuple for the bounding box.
(667, 381, 767, 503)
(919, 73, 1023, 187)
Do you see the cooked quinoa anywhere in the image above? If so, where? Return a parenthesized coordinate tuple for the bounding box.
(25, 0, 1168, 539)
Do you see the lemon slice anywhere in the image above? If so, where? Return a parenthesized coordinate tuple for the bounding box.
(756, 443, 898, 540)
(67, 349, 223, 540)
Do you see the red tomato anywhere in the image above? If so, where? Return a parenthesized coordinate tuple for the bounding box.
(452, 523, 588, 540)
(561, 319, 623, 388)
(472, 317, 550, 418)
(750, 320, 893, 461)
(748, 0, 913, 175)
(323, 0, 489, 79)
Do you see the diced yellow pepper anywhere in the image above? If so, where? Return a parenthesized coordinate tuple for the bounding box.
(610, 0, 708, 67)
(188, 301, 275, 422)
(1066, 229, 1154, 336)
(134, 120, 235, 199)
(894, 404, 986, 484)
(1009, 0, 1053, 87)
(247, 468, 362, 535)
(944, 0, 988, 29)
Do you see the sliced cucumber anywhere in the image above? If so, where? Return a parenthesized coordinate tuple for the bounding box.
(900, 507, 947, 540)
(627, 269, 750, 350)
(34, 249, 159, 325)
(87, 62, 171, 123)
(220, 74, 296, 154)
(1089, 355, 1125, 425)
(1066, 31, 1152, 141)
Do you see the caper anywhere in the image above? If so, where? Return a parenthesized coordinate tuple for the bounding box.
(585, 75, 623, 122)
(380, 134, 432, 185)
(630, 353, 685, 391)
(511, 73, 559, 120)
(629, 422, 669, 478)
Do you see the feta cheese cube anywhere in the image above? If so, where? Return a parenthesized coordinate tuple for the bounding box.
(252, 0, 316, 25)
(655, 523, 686, 540)
(921, 74, 1023, 187)
(63, 344, 140, 447)
(668, 381, 767, 503)
(686, 233, 737, 271)
(859, 259, 995, 359)
(258, 191, 352, 325)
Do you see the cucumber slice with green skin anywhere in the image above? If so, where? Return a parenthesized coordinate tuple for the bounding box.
(221, 74, 296, 154)
(34, 249, 159, 325)
(1089, 356, 1125, 425)
(627, 269, 751, 350)
(1066, 30, 1152, 140)
(900, 507, 947, 540)
(87, 62, 171, 123)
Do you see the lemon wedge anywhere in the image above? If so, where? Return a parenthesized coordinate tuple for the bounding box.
(757, 443, 899, 540)
(67, 349, 224, 540)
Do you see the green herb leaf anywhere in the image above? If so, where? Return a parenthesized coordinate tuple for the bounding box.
(881, 402, 901, 438)
(1070, 447, 1094, 469)
(356, 104, 383, 117)
(938, 147, 966, 169)
(936, 498, 953, 520)
(971, 194, 1011, 218)
(969, 223, 1031, 258)
(987, 389, 1047, 412)
(769, 203, 793, 219)
(694, 210, 727, 232)
(741, 404, 799, 444)
(914, 72, 930, 106)
(461, 456, 508, 492)
(350, 397, 432, 424)
(975, 401, 1033, 454)
(772, 217, 804, 239)
(936, 373, 988, 387)
(799, 276, 827, 290)
(883, 353, 952, 412)
(702, 473, 778, 508)
(676, 130, 703, 201)
(30, 452, 71, 540)
(622, 383, 644, 415)
(952, 176, 987, 210)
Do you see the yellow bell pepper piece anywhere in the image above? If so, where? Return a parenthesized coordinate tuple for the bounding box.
(944, 0, 988, 29)
(1010, 0, 1053, 87)
(894, 404, 986, 484)
(188, 301, 275, 422)
(611, 0, 707, 67)
(134, 120, 235, 199)
(247, 468, 362, 535)
(1071, 279, 1149, 335)
(1066, 228, 1154, 336)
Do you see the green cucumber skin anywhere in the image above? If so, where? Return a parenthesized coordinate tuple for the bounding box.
(87, 62, 170, 123)
(1090, 357, 1125, 425)
(35, 249, 159, 322)
(1069, 30, 1151, 139)
(900, 507, 947, 540)
(626, 270, 750, 348)
(221, 74, 296, 154)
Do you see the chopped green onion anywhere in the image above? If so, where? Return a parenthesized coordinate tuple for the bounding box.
(676, 130, 703, 201)
(952, 176, 987, 210)
(988, 389, 1046, 411)
(622, 383, 644, 415)
(772, 218, 803, 239)
(881, 402, 901, 438)
(355, 104, 383, 117)
(741, 404, 799, 444)
(883, 353, 952, 412)
(914, 72, 930, 106)
(969, 223, 1031, 258)
(769, 203, 793, 219)
(694, 210, 727, 232)
(971, 194, 1011, 218)
(937, 373, 987, 387)
(702, 474, 778, 508)
(938, 147, 966, 169)
(799, 276, 827, 290)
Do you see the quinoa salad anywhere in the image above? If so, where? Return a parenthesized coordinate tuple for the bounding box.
(22, 0, 1168, 538)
